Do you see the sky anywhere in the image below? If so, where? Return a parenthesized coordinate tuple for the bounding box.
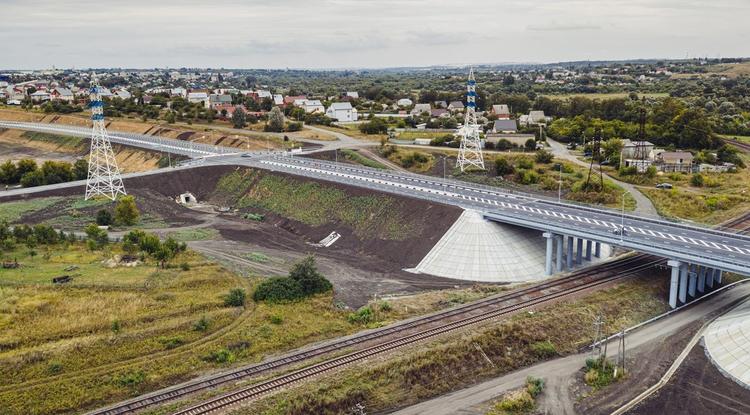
(3, 0, 749, 69)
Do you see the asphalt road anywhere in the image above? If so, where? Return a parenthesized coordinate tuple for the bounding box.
(390, 282, 750, 415)
(236, 155, 750, 275)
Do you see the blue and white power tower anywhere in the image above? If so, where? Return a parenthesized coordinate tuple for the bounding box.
(85, 76, 126, 200)
(457, 67, 485, 172)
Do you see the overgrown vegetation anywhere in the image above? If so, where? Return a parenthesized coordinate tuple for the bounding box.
(486, 376, 545, 415)
(0, 158, 88, 187)
(584, 356, 624, 389)
(253, 256, 332, 303)
(214, 169, 420, 240)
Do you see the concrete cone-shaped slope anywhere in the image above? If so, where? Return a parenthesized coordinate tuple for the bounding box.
(704, 299, 750, 388)
(410, 209, 610, 282)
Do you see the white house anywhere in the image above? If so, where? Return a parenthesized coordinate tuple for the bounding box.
(30, 90, 50, 102)
(256, 90, 272, 99)
(188, 92, 209, 105)
(302, 100, 325, 114)
(397, 98, 413, 107)
(273, 94, 284, 106)
(170, 87, 188, 98)
(114, 89, 132, 100)
(326, 102, 358, 122)
(448, 101, 465, 111)
(411, 103, 432, 116)
(491, 104, 510, 119)
(346, 91, 359, 99)
(206, 94, 232, 109)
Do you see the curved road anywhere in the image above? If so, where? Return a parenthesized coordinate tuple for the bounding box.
(546, 138, 659, 218)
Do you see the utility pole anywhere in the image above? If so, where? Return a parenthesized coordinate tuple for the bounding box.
(557, 163, 563, 203)
(614, 329, 626, 377)
(592, 314, 606, 359)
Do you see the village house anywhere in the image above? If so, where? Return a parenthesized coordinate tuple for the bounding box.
(411, 103, 432, 116)
(188, 92, 209, 105)
(431, 108, 450, 118)
(491, 104, 510, 119)
(326, 102, 358, 122)
(50, 87, 74, 102)
(492, 119, 518, 134)
(397, 98, 413, 107)
(656, 151, 694, 173)
(301, 99, 325, 114)
(448, 101, 464, 112)
(206, 94, 232, 109)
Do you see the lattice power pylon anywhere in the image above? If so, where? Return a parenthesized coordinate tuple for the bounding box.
(457, 67, 485, 172)
(85, 79, 126, 200)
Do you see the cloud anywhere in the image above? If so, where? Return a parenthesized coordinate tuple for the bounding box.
(526, 23, 601, 31)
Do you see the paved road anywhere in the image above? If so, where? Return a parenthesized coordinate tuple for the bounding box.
(546, 138, 660, 217)
(390, 282, 750, 415)
(235, 155, 750, 275)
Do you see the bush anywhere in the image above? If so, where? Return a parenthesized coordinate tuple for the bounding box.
(179, 262, 190, 271)
(494, 158, 514, 176)
(203, 348, 235, 364)
(535, 149, 553, 164)
(289, 255, 332, 296)
(253, 276, 304, 303)
(159, 336, 185, 349)
(286, 121, 302, 132)
(517, 157, 534, 170)
(348, 306, 374, 324)
(690, 173, 704, 187)
(114, 195, 140, 226)
(193, 316, 210, 332)
(526, 376, 545, 397)
(96, 209, 112, 226)
(524, 138, 537, 151)
(618, 166, 638, 176)
(269, 315, 284, 324)
(379, 301, 392, 312)
(645, 165, 657, 178)
(223, 288, 247, 307)
(114, 371, 146, 387)
(84, 224, 108, 249)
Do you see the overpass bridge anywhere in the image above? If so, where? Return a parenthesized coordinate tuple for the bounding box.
(2, 121, 748, 308)
(0, 120, 234, 158)
(236, 155, 750, 308)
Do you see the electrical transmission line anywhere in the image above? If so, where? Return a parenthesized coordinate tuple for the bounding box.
(457, 67, 485, 172)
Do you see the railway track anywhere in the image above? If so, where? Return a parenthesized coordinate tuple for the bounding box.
(723, 137, 750, 153)
(89, 212, 750, 415)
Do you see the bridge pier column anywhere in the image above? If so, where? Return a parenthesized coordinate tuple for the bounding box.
(706, 267, 715, 289)
(688, 264, 700, 298)
(585, 240, 592, 261)
(555, 234, 564, 272)
(576, 238, 583, 265)
(667, 260, 682, 309)
(594, 242, 601, 258)
(688, 264, 698, 299)
(678, 263, 689, 305)
(566, 236, 574, 269)
(716, 269, 723, 285)
(544, 232, 554, 276)
(697, 266, 706, 294)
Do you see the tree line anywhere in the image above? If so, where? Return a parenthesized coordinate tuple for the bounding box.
(0, 158, 88, 187)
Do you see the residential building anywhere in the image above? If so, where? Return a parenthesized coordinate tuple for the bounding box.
(621, 139, 655, 160)
(657, 151, 694, 173)
(491, 104, 510, 119)
(492, 119, 518, 134)
(114, 89, 132, 100)
(431, 108, 449, 118)
(206, 94, 232, 109)
(284, 95, 306, 106)
(434, 100, 447, 108)
(485, 133, 535, 148)
(30, 90, 50, 102)
(326, 102, 358, 122)
(346, 91, 359, 99)
(50, 87, 74, 102)
(302, 99, 325, 114)
(448, 101, 464, 111)
(188, 92, 209, 105)
(170, 87, 188, 98)
(411, 103, 431, 116)
(519, 110, 548, 126)
(273, 94, 284, 106)
(397, 98, 413, 107)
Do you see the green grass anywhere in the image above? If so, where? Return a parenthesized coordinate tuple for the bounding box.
(397, 131, 452, 140)
(166, 228, 219, 242)
(0, 242, 362, 415)
(0, 197, 64, 222)
(216, 170, 420, 240)
(244, 252, 270, 263)
(340, 149, 387, 169)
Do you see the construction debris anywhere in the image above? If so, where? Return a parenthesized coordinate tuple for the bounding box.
(310, 231, 341, 248)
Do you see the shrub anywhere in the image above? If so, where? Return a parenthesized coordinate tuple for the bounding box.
(96, 209, 112, 226)
(84, 224, 108, 249)
(379, 301, 392, 312)
(535, 149, 554, 164)
(269, 315, 284, 324)
(159, 336, 185, 349)
(494, 158, 514, 176)
(110, 320, 121, 334)
(645, 165, 657, 178)
(526, 376, 545, 397)
(348, 306, 374, 325)
(47, 362, 63, 374)
(180, 262, 190, 271)
(517, 157, 534, 170)
(114, 371, 146, 387)
(203, 348, 236, 364)
(224, 288, 247, 307)
(253, 276, 304, 303)
(193, 316, 210, 332)
(690, 173, 704, 187)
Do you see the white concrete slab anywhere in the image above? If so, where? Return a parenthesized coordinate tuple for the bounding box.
(408, 209, 611, 282)
(704, 298, 750, 388)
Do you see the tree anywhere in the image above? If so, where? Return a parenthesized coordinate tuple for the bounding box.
(84, 223, 108, 249)
(20, 170, 44, 187)
(114, 195, 140, 226)
(73, 159, 89, 180)
(231, 107, 246, 129)
(495, 158, 514, 175)
(40, 161, 73, 185)
(165, 111, 176, 124)
(289, 255, 332, 296)
(0, 160, 17, 184)
(524, 138, 537, 151)
(266, 107, 285, 132)
(223, 288, 246, 307)
(359, 117, 388, 134)
(16, 159, 38, 179)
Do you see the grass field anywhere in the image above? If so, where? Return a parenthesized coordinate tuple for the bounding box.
(0, 241, 365, 415)
(236, 277, 669, 415)
(0, 197, 64, 222)
(215, 169, 421, 240)
(166, 228, 219, 242)
(340, 149, 387, 169)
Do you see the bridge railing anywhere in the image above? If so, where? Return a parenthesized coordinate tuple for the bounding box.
(271, 154, 750, 241)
